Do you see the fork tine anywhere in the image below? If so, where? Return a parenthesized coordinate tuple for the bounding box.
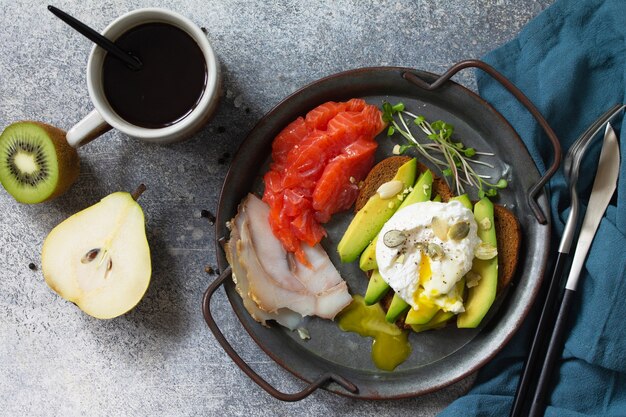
(564, 104, 625, 179)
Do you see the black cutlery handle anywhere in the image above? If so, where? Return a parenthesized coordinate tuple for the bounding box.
(48, 5, 142, 70)
(509, 252, 568, 417)
(528, 288, 577, 417)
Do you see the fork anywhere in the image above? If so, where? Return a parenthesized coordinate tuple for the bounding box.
(509, 103, 625, 417)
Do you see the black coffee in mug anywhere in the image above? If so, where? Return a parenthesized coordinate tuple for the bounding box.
(102, 22, 207, 129)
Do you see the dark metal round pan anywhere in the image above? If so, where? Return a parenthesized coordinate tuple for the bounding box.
(204, 64, 556, 400)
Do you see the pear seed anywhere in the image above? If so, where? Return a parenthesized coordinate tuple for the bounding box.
(81, 249, 100, 264)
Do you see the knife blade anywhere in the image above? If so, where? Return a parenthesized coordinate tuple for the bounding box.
(528, 122, 621, 417)
(510, 106, 626, 417)
(565, 123, 620, 291)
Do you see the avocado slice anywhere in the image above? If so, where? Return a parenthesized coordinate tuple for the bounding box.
(432, 194, 442, 202)
(405, 298, 439, 325)
(457, 197, 498, 328)
(338, 158, 417, 263)
(358, 169, 434, 271)
(359, 235, 380, 271)
(364, 269, 390, 305)
(410, 310, 455, 333)
(450, 193, 472, 210)
(404, 170, 434, 205)
(385, 294, 411, 323)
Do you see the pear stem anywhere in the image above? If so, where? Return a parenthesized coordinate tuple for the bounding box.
(131, 184, 147, 201)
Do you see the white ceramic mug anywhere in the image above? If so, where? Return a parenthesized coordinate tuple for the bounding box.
(66, 8, 221, 147)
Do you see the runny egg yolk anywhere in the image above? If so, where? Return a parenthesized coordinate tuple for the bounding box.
(412, 255, 437, 306)
(418, 254, 431, 286)
(413, 254, 456, 309)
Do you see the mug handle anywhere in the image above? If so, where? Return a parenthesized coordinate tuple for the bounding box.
(66, 109, 112, 148)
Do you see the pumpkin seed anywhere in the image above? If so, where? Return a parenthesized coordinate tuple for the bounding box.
(415, 242, 427, 252)
(427, 243, 445, 260)
(466, 271, 482, 288)
(431, 216, 449, 241)
(480, 217, 492, 231)
(448, 221, 470, 241)
(474, 242, 498, 260)
(377, 180, 404, 199)
(297, 327, 311, 340)
(383, 230, 406, 248)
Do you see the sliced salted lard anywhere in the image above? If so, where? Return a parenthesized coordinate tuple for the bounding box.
(225, 222, 302, 330)
(225, 194, 352, 326)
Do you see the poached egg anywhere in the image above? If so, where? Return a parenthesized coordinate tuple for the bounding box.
(376, 200, 480, 313)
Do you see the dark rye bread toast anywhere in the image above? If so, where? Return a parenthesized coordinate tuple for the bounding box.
(356, 156, 521, 323)
(355, 156, 456, 211)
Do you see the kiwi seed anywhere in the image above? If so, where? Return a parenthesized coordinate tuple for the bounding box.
(5, 134, 50, 186)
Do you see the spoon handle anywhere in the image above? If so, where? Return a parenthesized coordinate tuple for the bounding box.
(48, 5, 142, 70)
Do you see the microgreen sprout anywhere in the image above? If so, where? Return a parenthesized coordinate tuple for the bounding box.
(382, 101, 507, 198)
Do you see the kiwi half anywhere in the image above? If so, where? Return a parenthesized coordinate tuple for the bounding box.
(0, 121, 79, 204)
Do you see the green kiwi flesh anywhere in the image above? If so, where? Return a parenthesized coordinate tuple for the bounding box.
(0, 121, 79, 204)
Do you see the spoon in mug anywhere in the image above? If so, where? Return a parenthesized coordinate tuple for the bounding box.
(48, 5, 142, 71)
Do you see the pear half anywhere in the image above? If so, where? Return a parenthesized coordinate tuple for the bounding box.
(42, 190, 151, 319)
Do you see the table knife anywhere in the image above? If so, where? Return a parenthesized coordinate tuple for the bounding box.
(528, 123, 621, 417)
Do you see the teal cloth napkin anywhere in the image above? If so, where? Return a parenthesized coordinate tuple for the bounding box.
(438, 0, 626, 415)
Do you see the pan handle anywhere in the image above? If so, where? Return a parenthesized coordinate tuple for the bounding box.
(403, 59, 561, 225)
(202, 266, 359, 401)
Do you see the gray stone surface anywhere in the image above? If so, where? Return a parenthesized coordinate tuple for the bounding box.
(0, 0, 553, 415)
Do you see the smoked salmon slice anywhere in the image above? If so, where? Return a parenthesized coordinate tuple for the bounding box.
(304, 98, 366, 131)
(312, 139, 378, 223)
(271, 117, 308, 168)
(263, 99, 385, 266)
